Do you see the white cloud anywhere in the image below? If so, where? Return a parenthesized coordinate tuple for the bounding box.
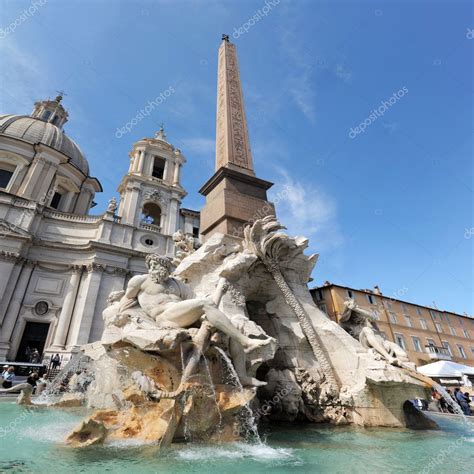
(270, 168, 343, 252)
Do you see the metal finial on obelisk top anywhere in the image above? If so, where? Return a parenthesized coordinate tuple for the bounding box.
(222, 34, 230, 43)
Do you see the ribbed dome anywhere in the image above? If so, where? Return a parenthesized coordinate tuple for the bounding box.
(0, 115, 90, 175)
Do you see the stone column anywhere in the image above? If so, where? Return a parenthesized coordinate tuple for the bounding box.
(166, 197, 180, 235)
(0, 256, 22, 326)
(66, 264, 104, 350)
(36, 162, 57, 202)
(20, 157, 46, 199)
(122, 185, 141, 226)
(50, 266, 83, 349)
(172, 163, 181, 185)
(0, 261, 34, 359)
(59, 191, 76, 212)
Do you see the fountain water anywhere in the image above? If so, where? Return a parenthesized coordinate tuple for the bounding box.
(215, 347, 260, 443)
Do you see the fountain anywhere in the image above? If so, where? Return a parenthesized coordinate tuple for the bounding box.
(20, 216, 439, 449)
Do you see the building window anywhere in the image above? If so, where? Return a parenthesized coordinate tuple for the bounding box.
(152, 157, 166, 179)
(0, 168, 14, 189)
(405, 317, 412, 327)
(426, 339, 436, 347)
(419, 319, 428, 330)
(318, 303, 328, 315)
(192, 226, 199, 238)
(412, 336, 422, 352)
(442, 341, 453, 357)
(347, 290, 353, 299)
(386, 301, 393, 309)
(444, 314, 451, 324)
(42, 110, 52, 120)
(463, 329, 470, 339)
(401, 303, 408, 314)
(449, 326, 456, 336)
(471, 347, 474, 357)
(430, 309, 439, 319)
(50, 191, 63, 209)
(141, 202, 161, 226)
(435, 323, 443, 333)
(389, 312, 398, 324)
(371, 310, 380, 320)
(394, 333, 406, 350)
(415, 307, 422, 316)
(457, 344, 467, 359)
(367, 294, 374, 305)
(34, 301, 49, 316)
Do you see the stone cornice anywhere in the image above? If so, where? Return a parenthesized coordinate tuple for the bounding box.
(199, 166, 273, 196)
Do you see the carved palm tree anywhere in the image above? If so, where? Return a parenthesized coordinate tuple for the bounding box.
(243, 216, 338, 394)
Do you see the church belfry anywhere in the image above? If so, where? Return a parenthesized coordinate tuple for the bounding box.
(117, 126, 187, 236)
(199, 36, 275, 239)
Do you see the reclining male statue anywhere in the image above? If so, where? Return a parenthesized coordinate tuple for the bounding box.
(340, 298, 411, 367)
(103, 254, 274, 388)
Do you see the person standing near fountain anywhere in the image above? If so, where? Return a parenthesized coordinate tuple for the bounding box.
(1, 366, 15, 388)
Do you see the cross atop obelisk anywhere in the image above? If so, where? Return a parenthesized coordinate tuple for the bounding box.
(199, 37, 275, 240)
(215, 34, 254, 176)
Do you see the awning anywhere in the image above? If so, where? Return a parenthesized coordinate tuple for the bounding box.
(417, 360, 474, 377)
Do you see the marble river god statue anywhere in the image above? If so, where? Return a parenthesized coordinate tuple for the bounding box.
(52, 217, 433, 448)
(339, 298, 413, 368)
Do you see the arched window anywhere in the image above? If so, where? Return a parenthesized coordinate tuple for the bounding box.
(0, 163, 15, 189)
(141, 202, 161, 226)
(152, 157, 166, 179)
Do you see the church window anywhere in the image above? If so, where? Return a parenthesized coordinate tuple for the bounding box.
(42, 110, 52, 121)
(50, 191, 63, 209)
(34, 301, 49, 316)
(0, 168, 14, 189)
(152, 157, 166, 179)
(144, 239, 154, 246)
(141, 202, 161, 226)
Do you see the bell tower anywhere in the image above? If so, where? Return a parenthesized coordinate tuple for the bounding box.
(117, 126, 187, 236)
(199, 36, 275, 239)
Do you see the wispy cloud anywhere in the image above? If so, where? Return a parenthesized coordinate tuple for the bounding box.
(0, 39, 48, 113)
(270, 168, 343, 252)
(277, 10, 316, 123)
(180, 137, 215, 155)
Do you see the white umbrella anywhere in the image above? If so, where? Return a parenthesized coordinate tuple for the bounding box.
(417, 360, 474, 377)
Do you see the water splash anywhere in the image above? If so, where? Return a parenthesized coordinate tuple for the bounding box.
(34, 353, 91, 405)
(215, 347, 260, 444)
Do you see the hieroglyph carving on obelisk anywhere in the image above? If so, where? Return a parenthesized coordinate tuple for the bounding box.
(215, 38, 254, 174)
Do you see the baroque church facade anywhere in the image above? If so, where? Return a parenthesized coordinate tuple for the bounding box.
(0, 95, 199, 363)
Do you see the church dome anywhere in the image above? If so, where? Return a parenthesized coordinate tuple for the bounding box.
(0, 114, 90, 175)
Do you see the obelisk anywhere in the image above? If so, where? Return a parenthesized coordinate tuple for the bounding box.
(199, 35, 275, 239)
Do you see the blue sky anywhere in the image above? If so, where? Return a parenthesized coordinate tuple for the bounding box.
(1, 0, 472, 314)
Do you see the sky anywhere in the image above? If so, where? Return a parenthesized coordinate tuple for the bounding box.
(0, 0, 472, 315)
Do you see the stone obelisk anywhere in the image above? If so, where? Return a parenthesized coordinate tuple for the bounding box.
(199, 35, 275, 239)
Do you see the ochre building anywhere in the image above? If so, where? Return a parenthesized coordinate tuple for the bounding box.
(311, 283, 474, 366)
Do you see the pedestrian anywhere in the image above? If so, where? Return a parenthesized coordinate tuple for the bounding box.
(26, 372, 39, 388)
(2, 366, 15, 389)
(30, 349, 40, 364)
(51, 353, 61, 369)
(454, 387, 471, 416)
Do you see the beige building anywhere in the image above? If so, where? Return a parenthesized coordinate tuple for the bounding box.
(311, 283, 474, 366)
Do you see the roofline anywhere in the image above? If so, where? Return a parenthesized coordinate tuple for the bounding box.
(311, 283, 473, 320)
